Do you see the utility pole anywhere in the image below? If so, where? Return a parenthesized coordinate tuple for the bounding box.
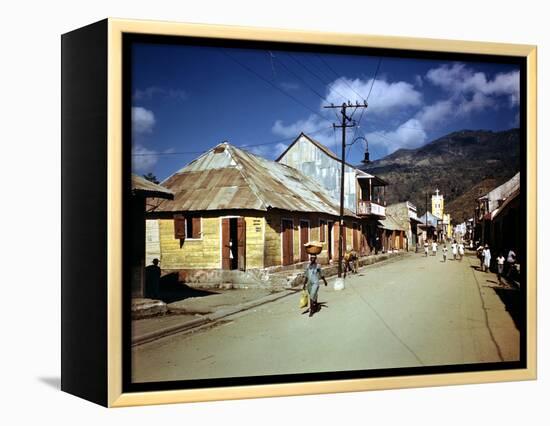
(324, 101, 368, 278)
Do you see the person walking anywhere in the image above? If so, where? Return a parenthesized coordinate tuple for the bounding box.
(303, 254, 328, 317)
(431, 240, 438, 256)
(506, 248, 517, 277)
(442, 244, 448, 262)
(424, 240, 429, 257)
(497, 253, 506, 283)
(483, 245, 492, 272)
(477, 244, 485, 270)
(451, 240, 458, 260)
(458, 241, 465, 261)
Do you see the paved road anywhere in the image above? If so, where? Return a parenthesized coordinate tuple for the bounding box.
(132, 251, 520, 383)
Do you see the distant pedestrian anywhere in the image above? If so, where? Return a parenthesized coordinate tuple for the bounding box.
(477, 244, 485, 270)
(303, 255, 328, 317)
(451, 240, 458, 260)
(506, 248, 517, 277)
(442, 245, 448, 262)
(458, 242, 465, 261)
(424, 241, 429, 257)
(497, 254, 506, 283)
(483, 245, 492, 272)
(145, 258, 161, 299)
(431, 240, 438, 256)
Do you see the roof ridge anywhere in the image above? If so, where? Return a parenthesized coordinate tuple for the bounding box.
(225, 144, 268, 210)
(159, 142, 228, 185)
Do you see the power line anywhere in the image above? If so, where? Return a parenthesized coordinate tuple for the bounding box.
(367, 57, 382, 101)
(316, 54, 366, 102)
(272, 53, 329, 102)
(222, 50, 331, 125)
(286, 53, 349, 102)
(351, 57, 382, 143)
(131, 127, 333, 156)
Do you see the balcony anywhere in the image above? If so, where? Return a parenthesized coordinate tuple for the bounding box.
(357, 200, 385, 217)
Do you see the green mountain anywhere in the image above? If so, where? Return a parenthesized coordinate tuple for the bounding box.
(358, 129, 521, 221)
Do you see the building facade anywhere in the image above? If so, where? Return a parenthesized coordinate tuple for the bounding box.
(277, 133, 388, 255)
(145, 142, 362, 281)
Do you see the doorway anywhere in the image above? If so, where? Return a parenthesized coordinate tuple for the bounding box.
(222, 217, 246, 270)
(327, 221, 334, 261)
(281, 219, 294, 266)
(299, 220, 310, 262)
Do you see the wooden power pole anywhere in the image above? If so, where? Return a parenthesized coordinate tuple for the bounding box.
(323, 101, 368, 278)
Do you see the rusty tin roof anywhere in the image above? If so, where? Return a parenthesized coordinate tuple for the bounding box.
(131, 174, 174, 199)
(154, 142, 357, 217)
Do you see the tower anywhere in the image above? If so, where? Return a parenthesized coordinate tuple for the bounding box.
(432, 188, 444, 219)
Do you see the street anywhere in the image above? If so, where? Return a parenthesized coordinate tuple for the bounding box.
(132, 251, 520, 383)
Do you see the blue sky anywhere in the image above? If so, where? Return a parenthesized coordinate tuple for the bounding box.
(131, 43, 520, 180)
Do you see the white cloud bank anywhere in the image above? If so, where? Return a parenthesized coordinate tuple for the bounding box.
(325, 77, 423, 116)
(272, 63, 520, 156)
(132, 106, 156, 135)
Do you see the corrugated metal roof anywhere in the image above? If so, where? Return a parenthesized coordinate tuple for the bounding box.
(378, 213, 407, 231)
(155, 143, 357, 217)
(277, 132, 387, 185)
(132, 174, 174, 199)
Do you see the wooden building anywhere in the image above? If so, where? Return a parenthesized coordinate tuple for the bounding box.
(474, 173, 520, 246)
(145, 142, 360, 275)
(130, 174, 174, 297)
(277, 132, 388, 256)
(385, 202, 422, 251)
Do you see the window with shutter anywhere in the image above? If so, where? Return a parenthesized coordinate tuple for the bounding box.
(185, 217, 202, 239)
(174, 214, 186, 239)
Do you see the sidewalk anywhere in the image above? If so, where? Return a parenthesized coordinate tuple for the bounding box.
(132, 251, 408, 346)
(132, 289, 294, 346)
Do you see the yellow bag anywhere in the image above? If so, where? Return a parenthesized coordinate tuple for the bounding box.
(299, 290, 309, 309)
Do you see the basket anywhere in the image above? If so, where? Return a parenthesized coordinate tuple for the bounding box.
(304, 241, 323, 255)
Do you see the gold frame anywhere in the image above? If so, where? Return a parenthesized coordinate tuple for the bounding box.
(106, 18, 537, 407)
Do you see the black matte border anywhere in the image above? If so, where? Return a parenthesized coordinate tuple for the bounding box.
(121, 32, 528, 394)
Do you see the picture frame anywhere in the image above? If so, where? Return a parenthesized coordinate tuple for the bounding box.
(61, 18, 537, 407)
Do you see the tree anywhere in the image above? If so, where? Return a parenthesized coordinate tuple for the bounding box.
(142, 172, 159, 184)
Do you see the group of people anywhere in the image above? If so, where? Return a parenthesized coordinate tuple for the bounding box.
(423, 239, 465, 262)
(477, 244, 517, 283)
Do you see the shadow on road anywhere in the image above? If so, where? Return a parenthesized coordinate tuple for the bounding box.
(492, 286, 524, 331)
(158, 273, 219, 304)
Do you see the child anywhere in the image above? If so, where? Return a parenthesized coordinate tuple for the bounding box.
(424, 241, 429, 257)
(431, 240, 438, 256)
(442, 245, 448, 262)
(458, 242, 465, 261)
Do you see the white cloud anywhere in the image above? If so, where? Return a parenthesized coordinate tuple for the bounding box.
(366, 119, 428, 154)
(415, 100, 455, 130)
(271, 114, 337, 148)
(247, 142, 289, 159)
(272, 114, 326, 138)
(325, 77, 423, 116)
(133, 86, 188, 101)
(132, 145, 159, 173)
(132, 107, 155, 135)
(426, 63, 519, 107)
